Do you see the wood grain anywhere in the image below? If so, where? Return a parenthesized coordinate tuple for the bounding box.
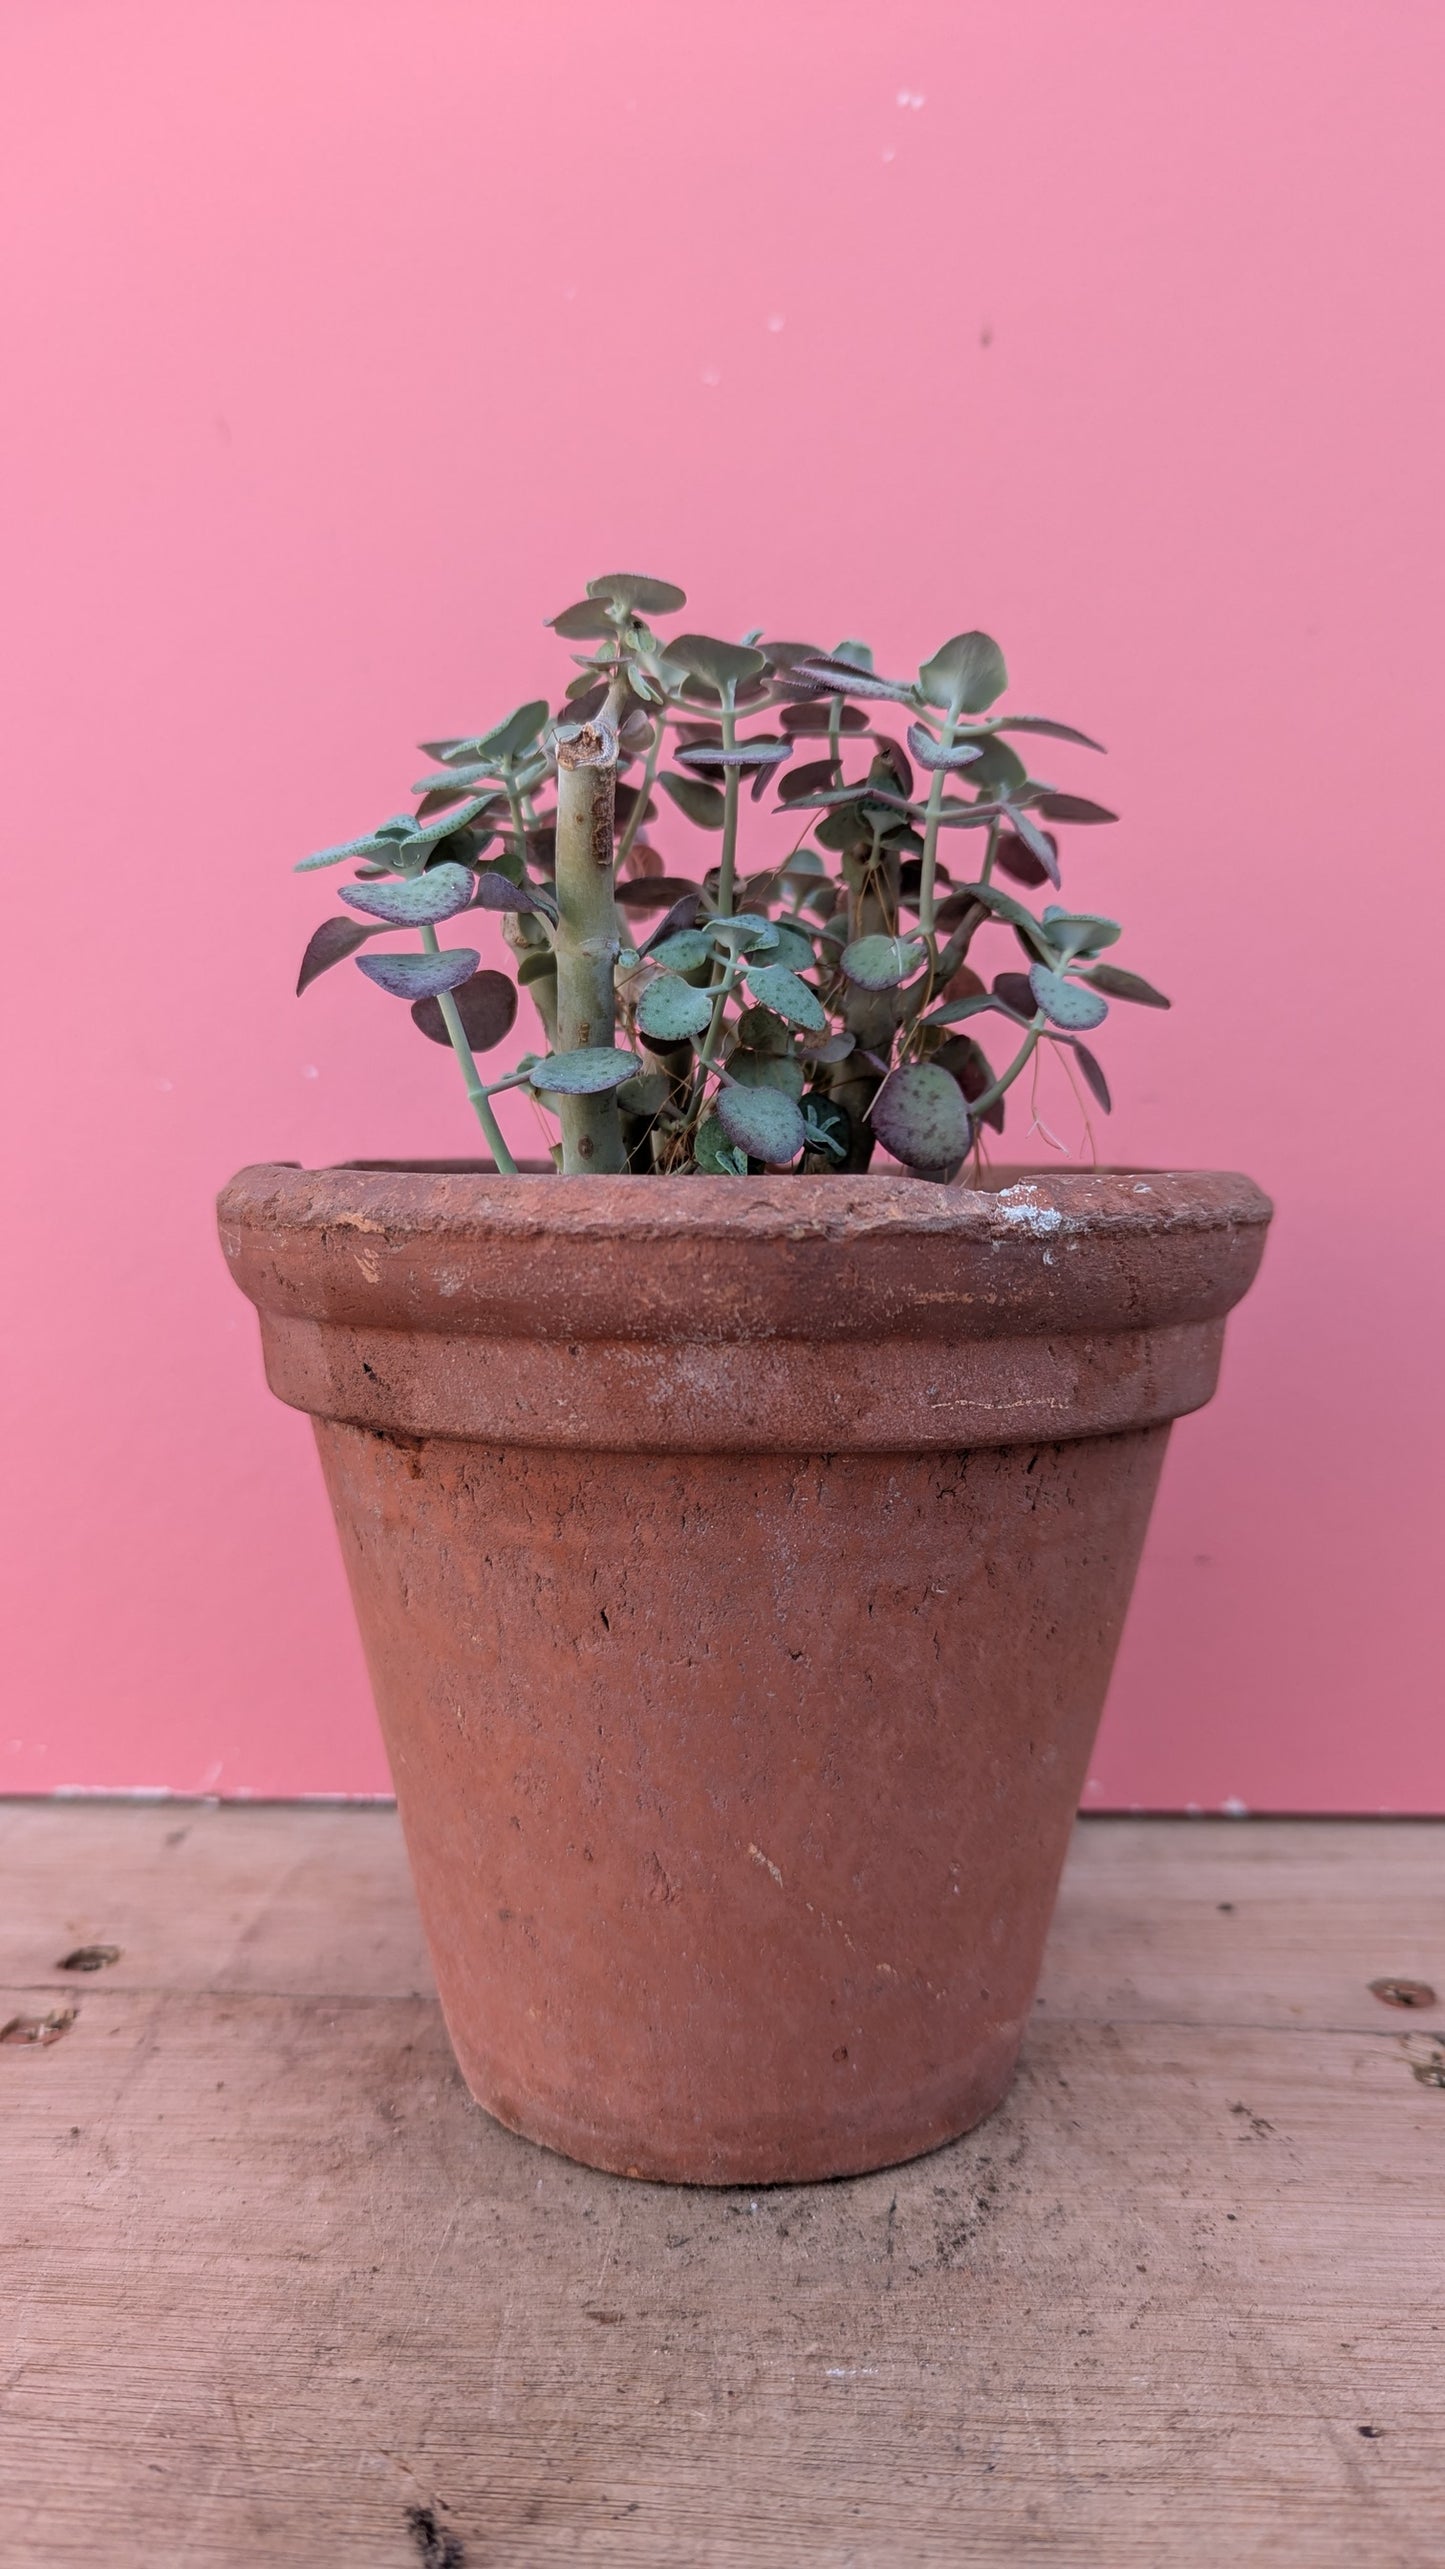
(1, 1806, 1441, 2566)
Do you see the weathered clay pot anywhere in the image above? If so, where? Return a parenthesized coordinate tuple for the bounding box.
(219, 1163, 1269, 2184)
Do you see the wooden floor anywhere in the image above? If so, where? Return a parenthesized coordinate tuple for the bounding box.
(1, 1806, 1441, 2566)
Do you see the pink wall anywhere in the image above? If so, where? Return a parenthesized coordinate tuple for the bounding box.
(2, 1, 1441, 1807)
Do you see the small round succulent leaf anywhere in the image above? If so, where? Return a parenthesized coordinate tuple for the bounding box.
(742, 962, 828, 1031)
(635, 975, 716, 1042)
(726, 1049, 805, 1100)
(410, 969, 518, 1051)
(646, 929, 714, 973)
(840, 934, 927, 992)
(1028, 964, 1109, 1029)
(339, 862, 477, 926)
(871, 1063, 972, 1169)
(528, 1047, 643, 1095)
(715, 1082, 807, 1165)
(586, 573, 687, 617)
(356, 948, 480, 999)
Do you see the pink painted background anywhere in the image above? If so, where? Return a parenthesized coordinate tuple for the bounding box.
(2, 2, 1441, 1807)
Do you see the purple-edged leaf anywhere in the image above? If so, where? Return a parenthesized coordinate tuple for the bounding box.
(798, 1028, 855, 1063)
(528, 1046, 643, 1095)
(616, 874, 707, 912)
(715, 1082, 807, 1165)
(788, 655, 915, 704)
(918, 631, 1007, 714)
(992, 827, 1054, 888)
(778, 756, 840, 805)
(1064, 1038, 1112, 1111)
(780, 700, 869, 736)
(1079, 963, 1171, 1008)
(296, 916, 388, 994)
(339, 862, 478, 926)
(742, 961, 827, 1032)
(1028, 964, 1108, 1030)
(638, 891, 707, 951)
(840, 933, 927, 992)
(906, 723, 985, 773)
(871, 1063, 972, 1169)
(674, 738, 792, 772)
(356, 948, 480, 999)
(410, 969, 518, 1052)
(923, 992, 1010, 1030)
(1001, 806, 1062, 886)
(470, 868, 557, 921)
(1033, 792, 1118, 825)
(991, 715, 1106, 752)
(963, 883, 1059, 962)
(993, 971, 1040, 1021)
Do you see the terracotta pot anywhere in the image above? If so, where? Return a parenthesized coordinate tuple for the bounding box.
(219, 1163, 1269, 2184)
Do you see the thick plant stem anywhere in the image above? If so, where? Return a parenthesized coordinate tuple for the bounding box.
(917, 699, 963, 942)
(418, 925, 518, 1174)
(554, 721, 627, 1173)
(715, 699, 740, 919)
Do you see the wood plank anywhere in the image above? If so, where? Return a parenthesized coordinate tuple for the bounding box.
(1, 1808, 1442, 2567)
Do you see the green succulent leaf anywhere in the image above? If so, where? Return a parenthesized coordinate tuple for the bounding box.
(840, 933, 927, 992)
(1028, 965, 1109, 1030)
(1041, 906, 1123, 960)
(961, 883, 1060, 964)
(658, 770, 727, 829)
(517, 949, 558, 986)
(798, 1028, 856, 1064)
(1032, 792, 1118, 825)
(547, 599, 616, 639)
(615, 1068, 674, 1116)
(645, 928, 714, 973)
(735, 1004, 792, 1055)
(587, 573, 687, 617)
(871, 1062, 972, 1169)
(694, 1114, 749, 1175)
(339, 862, 477, 926)
(1079, 964, 1171, 1008)
(635, 975, 715, 1042)
(356, 948, 480, 1000)
(767, 922, 817, 971)
(528, 1047, 643, 1096)
(296, 916, 388, 993)
(799, 1095, 850, 1161)
(991, 715, 1106, 752)
(918, 631, 1008, 714)
(1061, 1037, 1113, 1111)
(906, 723, 985, 773)
(715, 1081, 807, 1164)
(955, 736, 1029, 795)
(410, 970, 518, 1052)
(726, 1048, 805, 1100)
(743, 962, 828, 1031)
(666, 633, 767, 696)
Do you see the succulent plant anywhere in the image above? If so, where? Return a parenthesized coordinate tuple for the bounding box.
(296, 574, 1169, 1177)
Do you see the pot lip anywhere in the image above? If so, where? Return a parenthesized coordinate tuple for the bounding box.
(220, 1158, 1273, 1243)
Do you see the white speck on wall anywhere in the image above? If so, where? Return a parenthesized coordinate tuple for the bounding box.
(748, 1842, 784, 1887)
(1221, 1796, 1251, 1818)
(896, 89, 926, 108)
(701, 365, 721, 387)
(881, 146, 896, 163)
(156, 1076, 173, 1092)
(766, 313, 785, 333)
(301, 1064, 319, 1080)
